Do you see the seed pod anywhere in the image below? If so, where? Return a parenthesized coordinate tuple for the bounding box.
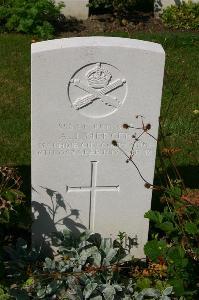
(112, 140, 118, 147)
(144, 183, 151, 189)
(123, 124, 129, 129)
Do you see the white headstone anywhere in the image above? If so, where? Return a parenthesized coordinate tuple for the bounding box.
(31, 37, 165, 258)
(55, 0, 89, 20)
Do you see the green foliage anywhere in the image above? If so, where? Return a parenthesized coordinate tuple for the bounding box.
(161, 1, 199, 30)
(0, 286, 11, 300)
(0, 167, 27, 226)
(144, 186, 199, 298)
(0, 167, 30, 282)
(144, 240, 168, 262)
(89, 0, 138, 18)
(0, 0, 64, 39)
(3, 229, 175, 299)
(135, 278, 152, 290)
(134, 287, 173, 300)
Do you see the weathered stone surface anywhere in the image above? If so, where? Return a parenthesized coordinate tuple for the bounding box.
(31, 37, 165, 257)
(55, 0, 89, 20)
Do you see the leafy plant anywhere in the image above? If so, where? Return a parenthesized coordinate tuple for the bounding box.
(161, 1, 199, 30)
(134, 286, 173, 300)
(0, 167, 30, 282)
(0, 166, 27, 226)
(0, 284, 12, 300)
(0, 0, 64, 39)
(2, 229, 176, 299)
(89, 0, 138, 19)
(33, 230, 135, 299)
(144, 188, 199, 298)
(111, 116, 199, 299)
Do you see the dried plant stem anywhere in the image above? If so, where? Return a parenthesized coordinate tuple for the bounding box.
(116, 145, 164, 191)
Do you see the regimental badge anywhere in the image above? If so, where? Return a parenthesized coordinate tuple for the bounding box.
(68, 63, 127, 118)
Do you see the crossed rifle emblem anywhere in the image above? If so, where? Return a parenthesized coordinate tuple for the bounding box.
(70, 71, 126, 110)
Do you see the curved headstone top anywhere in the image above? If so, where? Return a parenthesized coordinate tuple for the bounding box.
(31, 36, 165, 258)
(31, 36, 165, 55)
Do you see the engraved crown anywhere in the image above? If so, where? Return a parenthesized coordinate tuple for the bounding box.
(87, 63, 112, 89)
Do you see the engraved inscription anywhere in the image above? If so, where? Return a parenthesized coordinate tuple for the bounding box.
(68, 63, 127, 118)
(36, 123, 156, 157)
(66, 161, 119, 231)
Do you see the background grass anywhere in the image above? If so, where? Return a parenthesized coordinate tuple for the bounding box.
(0, 34, 30, 165)
(0, 32, 198, 186)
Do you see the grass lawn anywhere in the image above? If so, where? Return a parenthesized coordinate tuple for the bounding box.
(0, 32, 198, 186)
(0, 34, 31, 165)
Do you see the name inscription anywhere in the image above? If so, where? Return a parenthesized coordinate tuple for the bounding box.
(37, 123, 155, 157)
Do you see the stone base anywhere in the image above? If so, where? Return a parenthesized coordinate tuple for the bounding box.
(55, 0, 89, 20)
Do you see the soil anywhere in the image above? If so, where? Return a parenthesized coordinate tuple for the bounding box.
(58, 12, 191, 38)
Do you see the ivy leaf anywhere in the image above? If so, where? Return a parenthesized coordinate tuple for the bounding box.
(0, 209, 10, 223)
(37, 288, 46, 299)
(185, 222, 198, 234)
(103, 285, 116, 300)
(80, 229, 92, 242)
(44, 257, 55, 271)
(163, 286, 173, 296)
(83, 282, 98, 299)
(144, 210, 163, 224)
(101, 238, 112, 253)
(167, 245, 185, 260)
(79, 246, 100, 266)
(144, 240, 167, 262)
(113, 284, 123, 292)
(169, 278, 184, 296)
(119, 253, 133, 264)
(126, 279, 134, 294)
(93, 251, 101, 267)
(136, 278, 152, 291)
(3, 190, 16, 202)
(66, 276, 83, 299)
(10, 189, 25, 199)
(103, 248, 118, 266)
(161, 296, 170, 300)
(46, 280, 62, 295)
(135, 288, 160, 300)
(79, 241, 93, 250)
(157, 221, 175, 233)
(167, 186, 182, 199)
(167, 246, 188, 268)
(123, 296, 133, 300)
(141, 288, 161, 297)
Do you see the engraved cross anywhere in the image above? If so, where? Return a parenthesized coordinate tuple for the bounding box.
(66, 161, 119, 231)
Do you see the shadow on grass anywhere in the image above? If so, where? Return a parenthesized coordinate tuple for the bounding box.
(176, 165, 199, 189)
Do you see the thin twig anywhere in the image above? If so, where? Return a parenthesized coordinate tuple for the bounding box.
(116, 145, 164, 191)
